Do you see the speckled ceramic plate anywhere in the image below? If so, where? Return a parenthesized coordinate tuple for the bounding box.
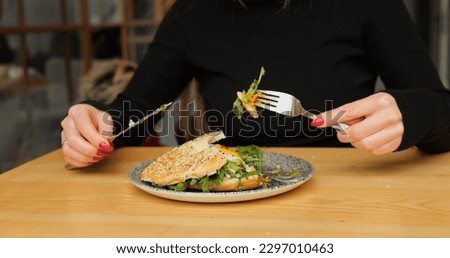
(129, 152, 314, 203)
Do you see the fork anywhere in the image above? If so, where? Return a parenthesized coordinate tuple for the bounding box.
(255, 90, 349, 131)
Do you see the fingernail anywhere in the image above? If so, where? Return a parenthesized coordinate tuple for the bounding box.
(99, 142, 113, 153)
(96, 150, 107, 157)
(310, 117, 324, 127)
(93, 156, 103, 161)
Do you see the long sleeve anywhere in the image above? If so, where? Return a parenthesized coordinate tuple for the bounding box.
(364, 0, 450, 153)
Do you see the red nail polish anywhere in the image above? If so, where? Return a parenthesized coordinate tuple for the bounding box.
(93, 156, 103, 161)
(310, 117, 324, 127)
(96, 150, 106, 157)
(99, 142, 113, 153)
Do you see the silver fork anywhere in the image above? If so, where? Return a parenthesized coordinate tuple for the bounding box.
(256, 90, 348, 131)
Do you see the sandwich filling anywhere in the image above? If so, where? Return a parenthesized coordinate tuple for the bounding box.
(232, 66, 266, 119)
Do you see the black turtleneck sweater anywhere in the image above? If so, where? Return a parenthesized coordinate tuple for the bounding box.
(87, 0, 450, 153)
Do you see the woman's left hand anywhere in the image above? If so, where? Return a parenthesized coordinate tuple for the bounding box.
(313, 92, 404, 155)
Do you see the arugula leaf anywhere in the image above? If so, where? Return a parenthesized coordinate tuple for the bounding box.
(199, 176, 211, 192)
(236, 145, 263, 172)
(247, 67, 265, 95)
(232, 98, 245, 120)
(167, 181, 189, 191)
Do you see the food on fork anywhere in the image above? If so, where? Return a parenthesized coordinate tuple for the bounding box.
(232, 66, 266, 119)
(140, 130, 268, 192)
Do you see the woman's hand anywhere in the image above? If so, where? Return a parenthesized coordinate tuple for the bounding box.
(60, 104, 114, 168)
(313, 92, 404, 155)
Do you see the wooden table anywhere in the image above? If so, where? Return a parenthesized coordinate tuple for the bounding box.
(1, 147, 449, 238)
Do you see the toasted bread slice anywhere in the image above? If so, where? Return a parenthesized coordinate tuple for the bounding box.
(140, 131, 227, 186)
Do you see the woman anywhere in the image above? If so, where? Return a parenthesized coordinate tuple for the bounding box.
(61, 0, 450, 168)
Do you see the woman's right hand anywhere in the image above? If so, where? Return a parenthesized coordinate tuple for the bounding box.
(60, 104, 114, 168)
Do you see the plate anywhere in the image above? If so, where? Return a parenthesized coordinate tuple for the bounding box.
(128, 152, 314, 203)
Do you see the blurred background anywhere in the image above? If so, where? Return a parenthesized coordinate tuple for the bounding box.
(0, 0, 449, 173)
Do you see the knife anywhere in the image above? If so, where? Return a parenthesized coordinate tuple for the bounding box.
(65, 102, 172, 170)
